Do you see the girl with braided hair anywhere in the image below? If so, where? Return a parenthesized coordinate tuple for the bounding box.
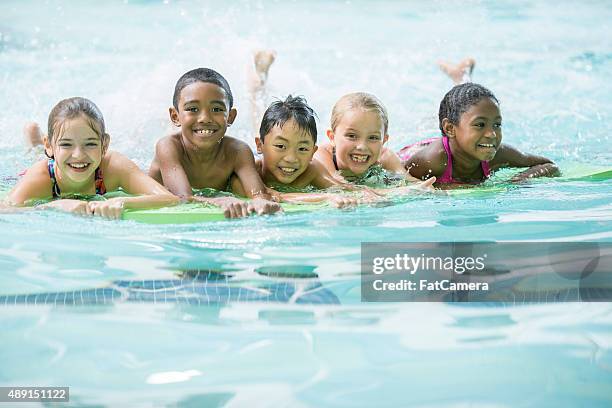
(399, 59, 559, 184)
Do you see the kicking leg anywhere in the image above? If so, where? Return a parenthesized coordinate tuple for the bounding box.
(247, 49, 276, 135)
(23, 122, 44, 149)
(438, 57, 475, 85)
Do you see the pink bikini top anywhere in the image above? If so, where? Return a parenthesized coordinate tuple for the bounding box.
(399, 136, 490, 184)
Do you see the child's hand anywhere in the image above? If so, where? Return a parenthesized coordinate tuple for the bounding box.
(510, 163, 560, 183)
(40, 199, 92, 216)
(329, 194, 359, 209)
(88, 198, 125, 220)
(194, 196, 251, 219)
(414, 177, 436, 191)
(248, 197, 283, 216)
(402, 174, 437, 190)
(360, 186, 387, 203)
(339, 184, 385, 202)
(386, 177, 437, 196)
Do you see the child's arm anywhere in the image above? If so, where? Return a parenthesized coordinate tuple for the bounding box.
(156, 138, 255, 218)
(153, 137, 193, 199)
(312, 145, 342, 179)
(492, 144, 560, 182)
(87, 152, 178, 219)
(6, 161, 54, 206)
(379, 147, 422, 182)
(232, 143, 282, 215)
(286, 162, 377, 207)
(5, 161, 120, 217)
(371, 177, 436, 196)
(308, 160, 344, 189)
(277, 191, 358, 208)
(279, 177, 436, 207)
(379, 147, 404, 172)
(309, 160, 390, 204)
(403, 146, 447, 181)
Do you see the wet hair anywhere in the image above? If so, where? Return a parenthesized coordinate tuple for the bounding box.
(259, 95, 318, 143)
(330, 92, 389, 134)
(47, 97, 107, 146)
(438, 83, 499, 135)
(172, 68, 233, 110)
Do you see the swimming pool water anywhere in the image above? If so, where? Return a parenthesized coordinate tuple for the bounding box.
(1, 1, 611, 406)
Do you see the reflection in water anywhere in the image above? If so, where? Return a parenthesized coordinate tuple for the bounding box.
(0, 266, 340, 306)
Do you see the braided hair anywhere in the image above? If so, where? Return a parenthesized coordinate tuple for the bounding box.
(438, 83, 498, 136)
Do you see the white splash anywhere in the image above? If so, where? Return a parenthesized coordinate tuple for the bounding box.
(146, 369, 202, 385)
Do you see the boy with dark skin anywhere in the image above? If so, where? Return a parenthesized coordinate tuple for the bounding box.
(149, 68, 281, 218)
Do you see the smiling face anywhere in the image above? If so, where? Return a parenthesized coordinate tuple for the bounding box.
(257, 118, 317, 184)
(46, 116, 105, 187)
(327, 109, 388, 176)
(170, 81, 237, 149)
(446, 97, 502, 162)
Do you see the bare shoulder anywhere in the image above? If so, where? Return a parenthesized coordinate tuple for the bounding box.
(316, 142, 334, 158)
(27, 159, 52, 177)
(98, 150, 141, 187)
(313, 142, 334, 171)
(7, 160, 53, 204)
(379, 146, 396, 161)
(308, 158, 330, 177)
(295, 161, 321, 185)
(403, 139, 448, 179)
(379, 146, 404, 173)
(223, 136, 252, 154)
(19, 159, 52, 184)
(103, 150, 138, 169)
(223, 136, 255, 166)
(154, 132, 184, 158)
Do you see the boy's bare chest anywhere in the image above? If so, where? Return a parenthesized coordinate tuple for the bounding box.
(183, 157, 234, 191)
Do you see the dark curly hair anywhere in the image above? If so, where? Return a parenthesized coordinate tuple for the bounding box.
(173, 68, 233, 110)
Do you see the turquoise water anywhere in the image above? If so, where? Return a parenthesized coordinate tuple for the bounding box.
(1, 1, 612, 406)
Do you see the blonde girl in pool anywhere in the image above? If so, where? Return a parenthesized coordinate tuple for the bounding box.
(7, 97, 178, 218)
(249, 50, 430, 188)
(315, 92, 415, 182)
(246, 51, 435, 201)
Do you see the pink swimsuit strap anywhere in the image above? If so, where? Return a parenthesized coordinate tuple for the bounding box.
(399, 136, 490, 184)
(440, 136, 490, 183)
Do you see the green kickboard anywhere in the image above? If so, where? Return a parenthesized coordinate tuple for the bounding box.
(3, 163, 608, 224)
(123, 164, 611, 224)
(446, 165, 611, 197)
(123, 202, 327, 224)
(558, 164, 612, 181)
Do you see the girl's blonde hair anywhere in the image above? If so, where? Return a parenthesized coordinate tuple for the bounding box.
(47, 97, 108, 146)
(330, 92, 389, 134)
